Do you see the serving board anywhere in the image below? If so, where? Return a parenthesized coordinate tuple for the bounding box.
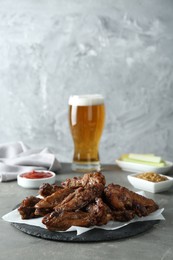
(11, 220, 159, 242)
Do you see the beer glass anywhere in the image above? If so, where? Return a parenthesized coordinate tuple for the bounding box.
(69, 94, 105, 172)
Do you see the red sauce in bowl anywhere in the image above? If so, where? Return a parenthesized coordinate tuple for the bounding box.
(20, 170, 53, 179)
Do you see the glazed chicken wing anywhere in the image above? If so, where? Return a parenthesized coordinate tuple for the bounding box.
(104, 184, 158, 217)
(35, 187, 74, 210)
(18, 196, 41, 219)
(42, 210, 93, 231)
(62, 172, 106, 189)
(43, 198, 112, 231)
(39, 183, 63, 197)
(86, 198, 113, 225)
(54, 183, 104, 212)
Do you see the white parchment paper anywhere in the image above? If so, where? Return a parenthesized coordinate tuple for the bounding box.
(2, 203, 165, 236)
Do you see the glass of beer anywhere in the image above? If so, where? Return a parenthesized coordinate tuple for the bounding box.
(69, 94, 105, 172)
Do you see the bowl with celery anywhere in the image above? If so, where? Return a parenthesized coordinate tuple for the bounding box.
(116, 154, 173, 174)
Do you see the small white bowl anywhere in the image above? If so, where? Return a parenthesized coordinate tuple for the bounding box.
(127, 173, 173, 193)
(116, 159, 173, 174)
(17, 170, 56, 188)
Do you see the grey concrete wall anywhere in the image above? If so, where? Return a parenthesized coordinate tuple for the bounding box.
(0, 0, 173, 163)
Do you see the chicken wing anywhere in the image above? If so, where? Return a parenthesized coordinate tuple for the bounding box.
(104, 184, 158, 217)
(18, 196, 41, 219)
(54, 183, 104, 212)
(61, 172, 106, 189)
(43, 198, 111, 231)
(39, 183, 63, 197)
(42, 210, 93, 231)
(86, 197, 113, 225)
(35, 187, 74, 210)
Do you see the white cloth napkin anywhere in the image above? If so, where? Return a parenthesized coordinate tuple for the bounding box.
(0, 141, 61, 182)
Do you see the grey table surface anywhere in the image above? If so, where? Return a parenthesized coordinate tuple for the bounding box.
(0, 163, 173, 260)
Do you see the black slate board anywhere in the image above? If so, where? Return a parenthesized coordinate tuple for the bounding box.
(11, 220, 159, 242)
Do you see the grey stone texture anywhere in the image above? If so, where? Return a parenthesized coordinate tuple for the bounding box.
(0, 0, 173, 163)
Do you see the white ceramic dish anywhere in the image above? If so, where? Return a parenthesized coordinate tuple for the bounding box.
(116, 159, 173, 174)
(17, 170, 56, 188)
(127, 173, 173, 193)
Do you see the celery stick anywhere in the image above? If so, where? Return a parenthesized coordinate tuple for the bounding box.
(128, 154, 161, 163)
(121, 157, 165, 167)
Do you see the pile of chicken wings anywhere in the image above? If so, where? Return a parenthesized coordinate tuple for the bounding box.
(18, 172, 159, 231)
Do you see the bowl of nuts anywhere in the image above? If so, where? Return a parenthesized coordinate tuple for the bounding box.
(127, 172, 173, 193)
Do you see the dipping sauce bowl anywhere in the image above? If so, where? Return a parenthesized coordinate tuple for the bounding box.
(17, 170, 56, 188)
(127, 172, 173, 193)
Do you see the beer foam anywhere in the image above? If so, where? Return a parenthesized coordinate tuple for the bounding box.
(69, 94, 104, 106)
